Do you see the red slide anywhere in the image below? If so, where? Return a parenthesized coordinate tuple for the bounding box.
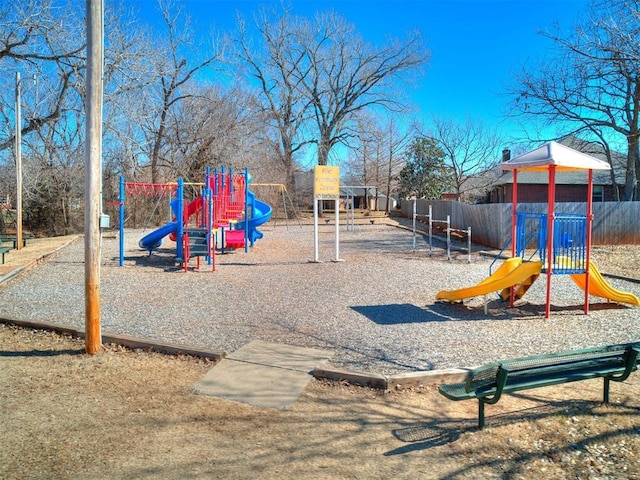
(169, 198, 204, 241)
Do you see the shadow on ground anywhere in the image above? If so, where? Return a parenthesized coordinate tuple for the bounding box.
(385, 397, 620, 455)
(0, 348, 85, 357)
(350, 301, 562, 324)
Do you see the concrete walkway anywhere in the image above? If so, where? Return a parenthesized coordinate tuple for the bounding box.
(192, 340, 333, 409)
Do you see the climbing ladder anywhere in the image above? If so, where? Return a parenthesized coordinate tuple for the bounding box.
(182, 228, 210, 272)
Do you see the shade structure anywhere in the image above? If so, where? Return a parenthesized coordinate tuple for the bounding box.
(497, 141, 610, 318)
(498, 141, 611, 172)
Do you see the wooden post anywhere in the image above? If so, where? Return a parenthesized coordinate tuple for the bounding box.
(84, 0, 103, 354)
(14, 73, 23, 251)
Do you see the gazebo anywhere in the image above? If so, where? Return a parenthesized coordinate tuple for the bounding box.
(498, 141, 612, 318)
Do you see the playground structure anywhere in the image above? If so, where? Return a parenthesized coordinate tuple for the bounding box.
(411, 202, 472, 263)
(436, 142, 640, 316)
(117, 167, 272, 271)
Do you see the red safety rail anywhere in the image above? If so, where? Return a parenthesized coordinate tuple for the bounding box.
(211, 173, 246, 227)
(124, 182, 177, 197)
(227, 174, 246, 219)
(182, 231, 190, 272)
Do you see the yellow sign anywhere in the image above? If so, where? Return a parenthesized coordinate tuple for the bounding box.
(314, 165, 340, 199)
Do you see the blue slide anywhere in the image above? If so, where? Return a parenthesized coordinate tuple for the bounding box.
(244, 190, 272, 246)
(138, 220, 179, 251)
(138, 198, 181, 251)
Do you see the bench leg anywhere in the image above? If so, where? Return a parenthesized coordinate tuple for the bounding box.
(603, 377, 610, 404)
(478, 401, 485, 430)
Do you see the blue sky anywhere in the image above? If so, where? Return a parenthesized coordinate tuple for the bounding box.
(137, 0, 590, 140)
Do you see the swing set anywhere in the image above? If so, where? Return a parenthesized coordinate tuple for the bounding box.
(250, 183, 301, 229)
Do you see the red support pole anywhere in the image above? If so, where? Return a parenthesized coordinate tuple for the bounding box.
(584, 169, 594, 315)
(545, 165, 556, 319)
(510, 170, 518, 307)
(511, 170, 518, 257)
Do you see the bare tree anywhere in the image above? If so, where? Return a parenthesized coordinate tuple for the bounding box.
(140, 0, 224, 184)
(429, 115, 503, 202)
(291, 11, 428, 167)
(0, 1, 174, 232)
(235, 8, 314, 198)
(345, 112, 410, 213)
(507, 0, 640, 200)
(0, 0, 84, 153)
(163, 84, 270, 181)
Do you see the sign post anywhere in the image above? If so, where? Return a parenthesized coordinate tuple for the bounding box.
(312, 166, 342, 262)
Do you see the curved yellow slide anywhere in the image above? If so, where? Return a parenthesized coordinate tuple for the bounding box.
(436, 258, 543, 303)
(570, 262, 640, 306)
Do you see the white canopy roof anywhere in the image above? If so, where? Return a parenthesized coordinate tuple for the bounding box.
(499, 141, 612, 172)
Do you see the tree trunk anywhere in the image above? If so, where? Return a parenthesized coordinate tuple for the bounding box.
(317, 134, 330, 166)
(634, 138, 640, 201)
(626, 134, 639, 201)
(151, 111, 167, 185)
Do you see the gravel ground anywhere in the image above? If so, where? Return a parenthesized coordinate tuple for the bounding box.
(0, 221, 639, 375)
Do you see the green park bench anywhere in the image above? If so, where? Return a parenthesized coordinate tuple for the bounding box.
(0, 232, 33, 249)
(438, 342, 640, 429)
(0, 246, 9, 264)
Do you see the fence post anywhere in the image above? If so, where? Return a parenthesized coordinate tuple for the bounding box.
(429, 204, 433, 257)
(446, 215, 451, 260)
(412, 199, 417, 251)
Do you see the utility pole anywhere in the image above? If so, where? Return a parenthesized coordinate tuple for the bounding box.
(14, 73, 22, 250)
(84, 0, 103, 354)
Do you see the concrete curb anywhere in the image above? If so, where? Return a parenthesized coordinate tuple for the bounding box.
(313, 366, 470, 390)
(0, 235, 82, 286)
(0, 317, 225, 362)
(1, 316, 467, 389)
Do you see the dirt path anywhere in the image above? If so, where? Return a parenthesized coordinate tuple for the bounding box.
(2, 324, 640, 479)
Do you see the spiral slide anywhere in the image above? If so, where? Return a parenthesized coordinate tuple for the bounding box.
(244, 189, 272, 246)
(436, 257, 543, 303)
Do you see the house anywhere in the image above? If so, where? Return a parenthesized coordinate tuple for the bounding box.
(340, 186, 396, 211)
(294, 171, 396, 211)
(487, 136, 627, 203)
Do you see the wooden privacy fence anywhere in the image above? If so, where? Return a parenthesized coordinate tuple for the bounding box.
(400, 200, 640, 248)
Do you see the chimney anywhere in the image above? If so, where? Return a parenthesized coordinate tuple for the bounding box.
(502, 149, 511, 161)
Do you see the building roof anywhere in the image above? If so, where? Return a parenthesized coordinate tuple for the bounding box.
(340, 186, 380, 197)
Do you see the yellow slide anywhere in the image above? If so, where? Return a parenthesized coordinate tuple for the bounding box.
(570, 262, 640, 306)
(436, 258, 543, 303)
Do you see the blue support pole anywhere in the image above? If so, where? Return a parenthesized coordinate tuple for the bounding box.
(176, 178, 184, 262)
(205, 166, 212, 265)
(119, 175, 125, 266)
(244, 166, 249, 252)
(221, 167, 227, 254)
